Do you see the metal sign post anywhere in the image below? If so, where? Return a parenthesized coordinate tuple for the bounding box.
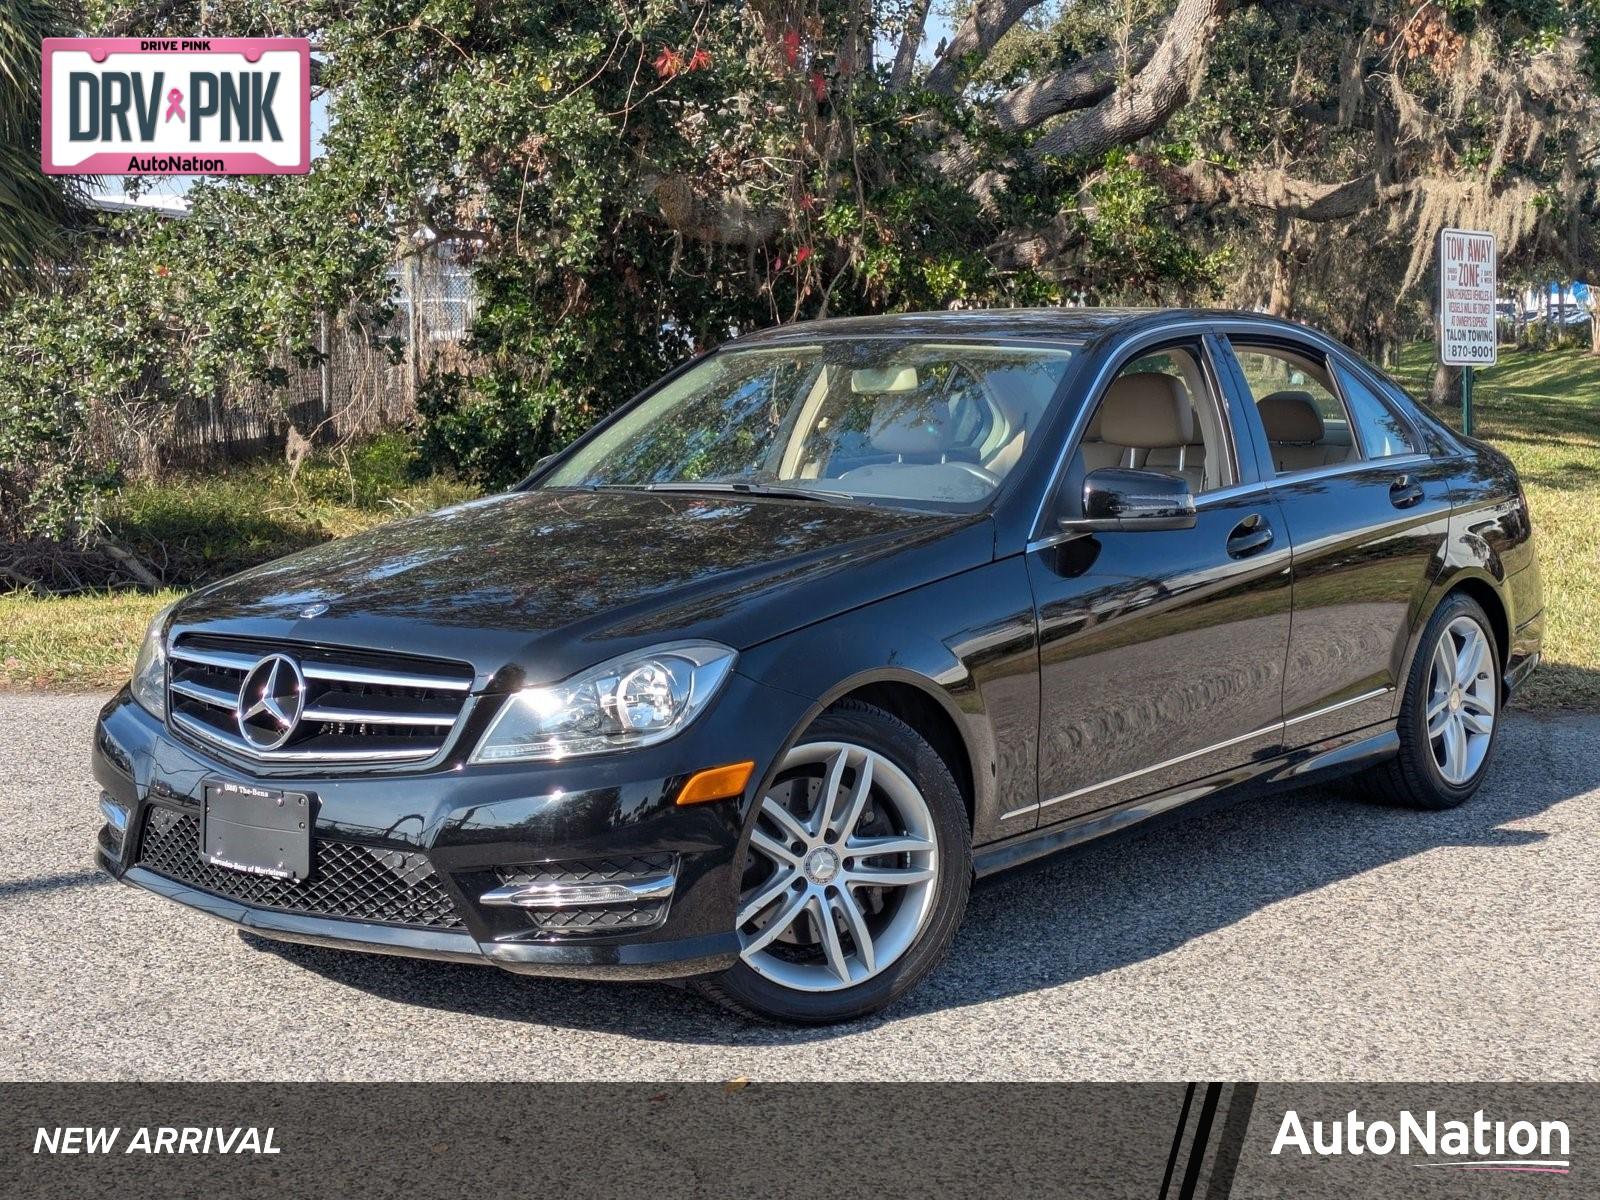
(1437, 228, 1498, 435)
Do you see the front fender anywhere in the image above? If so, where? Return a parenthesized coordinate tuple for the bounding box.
(737, 556, 1040, 845)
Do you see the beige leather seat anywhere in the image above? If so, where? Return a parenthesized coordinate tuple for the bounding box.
(1092, 372, 1206, 490)
(1076, 404, 1124, 472)
(1258, 391, 1350, 473)
(1078, 372, 1206, 490)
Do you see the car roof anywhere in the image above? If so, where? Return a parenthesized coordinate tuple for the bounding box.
(728, 307, 1321, 350)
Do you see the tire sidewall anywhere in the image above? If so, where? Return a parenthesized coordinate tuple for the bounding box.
(712, 703, 972, 1024)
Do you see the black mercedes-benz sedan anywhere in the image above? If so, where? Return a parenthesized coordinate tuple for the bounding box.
(93, 308, 1543, 1023)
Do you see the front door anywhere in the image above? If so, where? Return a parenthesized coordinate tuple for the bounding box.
(1023, 335, 1293, 827)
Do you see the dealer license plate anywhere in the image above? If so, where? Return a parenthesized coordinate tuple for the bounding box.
(200, 780, 313, 881)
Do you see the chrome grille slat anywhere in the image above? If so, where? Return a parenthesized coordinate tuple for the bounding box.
(301, 663, 472, 692)
(302, 705, 457, 727)
(170, 646, 258, 672)
(166, 634, 475, 766)
(170, 710, 443, 762)
(169, 679, 237, 709)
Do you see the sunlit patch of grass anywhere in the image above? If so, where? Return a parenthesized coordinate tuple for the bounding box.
(0, 588, 184, 691)
(1, 433, 478, 690)
(1394, 344, 1600, 710)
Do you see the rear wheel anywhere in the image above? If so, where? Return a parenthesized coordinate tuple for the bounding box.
(1353, 592, 1502, 809)
(694, 701, 970, 1024)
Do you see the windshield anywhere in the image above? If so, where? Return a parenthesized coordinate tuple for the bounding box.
(540, 339, 1077, 509)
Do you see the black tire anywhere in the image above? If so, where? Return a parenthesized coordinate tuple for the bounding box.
(1350, 592, 1503, 810)
(693, 700, 971, 1024)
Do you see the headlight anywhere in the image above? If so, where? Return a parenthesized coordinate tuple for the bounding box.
(130, 600, 177, 718)
(471, 642, 736, 763)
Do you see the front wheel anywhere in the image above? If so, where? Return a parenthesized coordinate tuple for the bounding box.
(1354, 592, 1502, 809)
(694, 701, 970, 1024)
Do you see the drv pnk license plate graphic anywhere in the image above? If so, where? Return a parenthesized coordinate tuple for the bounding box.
(41, 37, 310, 175)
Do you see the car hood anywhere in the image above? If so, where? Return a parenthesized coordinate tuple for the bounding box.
(171, 489, 993, 688)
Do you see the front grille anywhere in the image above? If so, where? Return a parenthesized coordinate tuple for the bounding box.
(136, 806, 465, 929)
(167, 633, 474, 764)
(494, 854, 674, 937)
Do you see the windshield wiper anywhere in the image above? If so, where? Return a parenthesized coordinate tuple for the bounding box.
(637, 481, 855, 505)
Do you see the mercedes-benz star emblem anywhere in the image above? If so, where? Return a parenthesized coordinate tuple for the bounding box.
(236, 654, 306, 751)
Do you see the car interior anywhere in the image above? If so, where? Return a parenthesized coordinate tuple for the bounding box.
(1074, 346, 1231, 493)
(1228, 343, 1358, 475)
(789, 351, 1072, 502)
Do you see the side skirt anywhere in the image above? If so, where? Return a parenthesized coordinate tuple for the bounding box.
(972, 723, 1399, 879)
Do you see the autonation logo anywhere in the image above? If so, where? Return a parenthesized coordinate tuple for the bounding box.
(1272, 1108, 1571, 1175)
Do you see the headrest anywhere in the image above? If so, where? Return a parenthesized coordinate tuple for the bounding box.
(1098, 373, 1194, 449)
(1258, 391, 1325, 443)
(851, 366, 919, 394)
(869, 399, 954, 458)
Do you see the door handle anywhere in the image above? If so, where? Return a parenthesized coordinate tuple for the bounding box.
(1389, 474, 1424, 509)
(1226, 513, 1274, 558)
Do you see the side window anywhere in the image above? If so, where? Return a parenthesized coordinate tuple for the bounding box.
(1079, 343, 1234, 493)
(1228, 342, 1355, 476)
(1334, 363, 1419, 458)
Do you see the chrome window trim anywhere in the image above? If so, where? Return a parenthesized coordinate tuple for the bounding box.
(1194, 479, 1272, 508)
(1024, 451, 1437, 550)
(1001, 686, 1393, 819)
(1263, 452, 1431, 488)
(1211, 324, 1445, 469)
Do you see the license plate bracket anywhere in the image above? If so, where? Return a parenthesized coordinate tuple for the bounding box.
(201, 780, 313, 882)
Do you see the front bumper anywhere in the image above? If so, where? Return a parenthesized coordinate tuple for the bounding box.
(93, 672, 814, 981)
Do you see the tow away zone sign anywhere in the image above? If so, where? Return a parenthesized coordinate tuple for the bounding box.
(1437, 228, 1497, 366)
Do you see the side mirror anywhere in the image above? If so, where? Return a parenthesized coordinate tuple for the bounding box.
(1064, 467, 1196, 532)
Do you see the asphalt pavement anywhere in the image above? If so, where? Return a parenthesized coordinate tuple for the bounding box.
(2, 693, 1596, 1081)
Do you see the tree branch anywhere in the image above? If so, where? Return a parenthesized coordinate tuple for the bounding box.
(993, 47, 1124, 132)
(926, 0, 1044, 96)
(1147, 158, 1419, 221)
(890, 0, 933, 91)
(643, 174, 782, 245)
(1026, 0, 1226, 164)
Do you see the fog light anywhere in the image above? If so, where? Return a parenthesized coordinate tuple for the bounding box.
(99, 794, 129, 854)
(676, 760, 755, 806)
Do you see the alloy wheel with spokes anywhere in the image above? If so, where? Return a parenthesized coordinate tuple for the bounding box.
(737, 740, 940, 993)
(1426, 615, 1497, 786)
(1350, 593, 1503, 811)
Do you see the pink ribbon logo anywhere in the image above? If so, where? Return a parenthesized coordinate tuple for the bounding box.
(164, 88, 185, 123)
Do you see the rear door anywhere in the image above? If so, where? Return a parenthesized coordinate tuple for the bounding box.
(1023, 331, 1293, 828)
(1216, 331, 1455, 743)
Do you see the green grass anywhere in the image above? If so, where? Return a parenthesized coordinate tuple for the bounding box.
(0, 434, 477, 690)
(1392, 344, 1600, 710)
(3, 354, 1598, 708)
